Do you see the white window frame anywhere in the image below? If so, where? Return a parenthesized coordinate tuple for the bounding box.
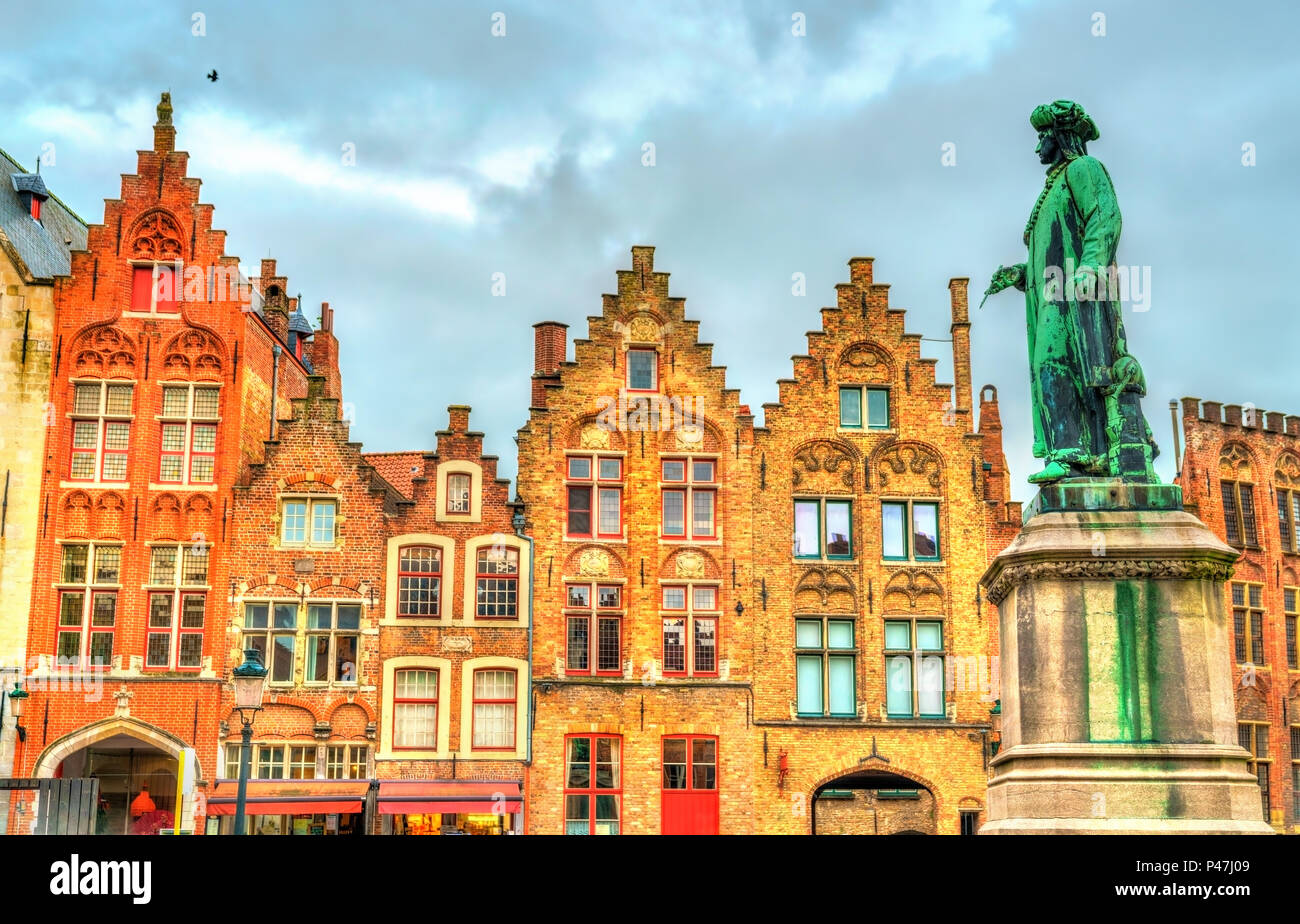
(144, 542, 210, 671)
(303, 600, 362, 685)
(280, 496, 338, 547)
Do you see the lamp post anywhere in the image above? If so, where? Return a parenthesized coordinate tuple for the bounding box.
(8, 682, 28, 744)
(231, 649, 268, 836)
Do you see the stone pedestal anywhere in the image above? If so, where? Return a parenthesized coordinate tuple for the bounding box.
(979, 482, 1272, 834)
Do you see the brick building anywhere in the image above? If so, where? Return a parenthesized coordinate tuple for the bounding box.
(517, 247, 757, 834)
(366, 406, 530, 835)
(7, 95, 319, 834)
(1177, 397, 1300, 832)
(750, 259, 1020, 834)
(0, 151, 87, 830)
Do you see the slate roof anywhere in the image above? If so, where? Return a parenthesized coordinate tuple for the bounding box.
(0, 148, 87, 281)
(289, 308, 313, 335)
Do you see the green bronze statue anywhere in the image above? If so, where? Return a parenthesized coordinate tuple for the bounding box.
(983, 100, 1158, 485)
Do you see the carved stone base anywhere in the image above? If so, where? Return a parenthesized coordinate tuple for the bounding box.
(980, 505, 1272, 835)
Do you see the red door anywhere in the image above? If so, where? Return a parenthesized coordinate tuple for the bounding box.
(661, 736, 719, 834)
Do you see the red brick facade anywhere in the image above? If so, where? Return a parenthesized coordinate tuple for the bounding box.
(1177, 397, 1300, 832)
(9, 95, 316, 834)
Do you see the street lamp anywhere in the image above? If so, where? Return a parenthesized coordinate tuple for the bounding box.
(231, 649, 268, 836)
(8, 683, 28, 743)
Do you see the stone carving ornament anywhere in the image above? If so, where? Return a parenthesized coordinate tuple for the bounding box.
(984, 558, 1235, 606)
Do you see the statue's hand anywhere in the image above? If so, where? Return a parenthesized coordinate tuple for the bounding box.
(981, 264, 1026, 307)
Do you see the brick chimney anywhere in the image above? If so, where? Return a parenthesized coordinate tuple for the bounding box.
(154, 92, 176, 154)
(532, 321, 568, 409)
(308, 302, 342, 404)
(978, 384, 1009, 505)
(448, 405, 471, 432)
(847, 256, 874, 287)
(257, 258, 290, 344)
(949, 277, 972, 420)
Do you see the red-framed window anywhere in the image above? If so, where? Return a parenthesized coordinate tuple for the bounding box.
(660, 457, 716, 540)
(393, 669, 438, 749)
(565, 582, 623, 675)
(471, 669, 517, 750)
(398, 545, 441, 617)
(129, 262, 180, 313)
(661, 735, 719, 835)
(476, 546, 519, 617)
(144, 544, 209, 671)
(69, 381, 133, 482)
(660, 584, 720, 676)
(626, 349, 658, 392)
(565, 735, 621, 834)
(446, 472, 471, 514)
(158, 384, 220, 484)
(55, 543, 121, 669)
(565, 454, 623, 539)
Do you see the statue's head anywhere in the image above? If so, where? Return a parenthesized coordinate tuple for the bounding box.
(1031, 100, 1099, 166)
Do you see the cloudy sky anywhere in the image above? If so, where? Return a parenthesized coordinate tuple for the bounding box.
(5, 0, 1296, 488)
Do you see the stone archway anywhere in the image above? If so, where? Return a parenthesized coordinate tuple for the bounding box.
(31, 718, 198, 835)
(810, 765, 940, 836)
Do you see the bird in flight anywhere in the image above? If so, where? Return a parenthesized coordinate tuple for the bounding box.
(207, 69, 218, 82)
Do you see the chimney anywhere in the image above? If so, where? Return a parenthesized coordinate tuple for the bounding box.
(258, 260, 290, 344)
(532, 321, 568, 409)
(153, 92, 176, 154)
(977, 384, 1009, 505)
(847, 257, 874, 288)
(448, 405, 471, 433)
(949, 277, 972, 420)
(307, 302, 342, 404)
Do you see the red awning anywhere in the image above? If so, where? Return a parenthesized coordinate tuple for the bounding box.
(206, 781, 369, 816)
(377, 781, 523, 815)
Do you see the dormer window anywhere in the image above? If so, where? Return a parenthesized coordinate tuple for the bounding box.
(11, 173, 48, 223)
(30, 195, 41, 221)
(627, 350, 657, 392)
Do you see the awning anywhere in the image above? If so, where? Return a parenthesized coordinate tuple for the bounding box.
(377, 781, 523, 815)
(206, 780, 370, 816)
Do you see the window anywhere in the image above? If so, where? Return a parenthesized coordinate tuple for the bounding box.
(305, 603, 361, 683)
(476, 546, 519, 618)
(70, 381, 133, 482)
(129, 262, 180, 313)
(793, 498, 853, 558)
(393, 669, 438, 749)
(223, 743, 242, 779)
(661, 584, 720, 676)
(1239, 723, 1270, 819)
(55, 542, 121, 668)
(471, 669, 517, 750)
(565, 583, 623, 675)
(662, 736, 716, 790)
(565, 455, 622, 539)
(795, 617, 856, 716)
(281, 498, 337, 546)
(326, 745, 368, 780)
(145, 544, 208, 670)
(1279, 488, 1300, 554)
(1291, 726, 1300, 820)
(661, 457, 716, 540)
(446, 473, 471, 514)
(1231, 582, 1265, 665)
(1221, 480, 1258, 548)
(627, 349, 657, 391)
(1286, 588, 1298, 671)
(247, 744, 316, 780)
(565, 736, 621, 834)
(884, 619, 946, 718)
(960, 811, 980, 835)
(243, 602, 298, 683)
(398, 546, 441, 617)
(839, 386, 889, 429)
(882, 500, 940, 561)
(158, 384, 219, 484)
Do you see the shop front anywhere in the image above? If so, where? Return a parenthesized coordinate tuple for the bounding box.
(206, 780, 371, 835)
(378, 781, 522, 835)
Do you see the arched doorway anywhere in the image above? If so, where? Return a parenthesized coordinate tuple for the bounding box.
(31, 719, 192, 835)
(811, 768, 937, 836)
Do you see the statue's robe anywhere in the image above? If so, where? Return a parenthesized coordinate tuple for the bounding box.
(1023, 154, 1140, 472)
